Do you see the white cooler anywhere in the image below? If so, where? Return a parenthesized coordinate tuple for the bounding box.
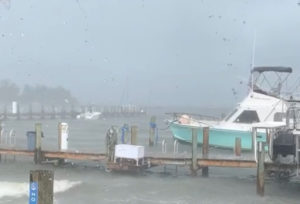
(114, 144, 144, 166)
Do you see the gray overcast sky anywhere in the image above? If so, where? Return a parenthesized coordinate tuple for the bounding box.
(0, 0, 300, 107)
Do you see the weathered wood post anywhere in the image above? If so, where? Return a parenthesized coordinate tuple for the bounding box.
(202, 127, 209, 177)
(191, 128, 198, 176)
(29, 170, 54, 204)
(266, 129, 270, 146)
(149, 116, 156, 147)
(34, 123, 43, 164)
(256, 141, 265, 196)
(106, 127, 118, 162)
(131, 126, 138, 145)
(235, 137, 241, 156)
(252, 127, 257, 161)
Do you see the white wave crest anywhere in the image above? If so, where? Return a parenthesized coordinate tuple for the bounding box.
(0, 180, 81, 199)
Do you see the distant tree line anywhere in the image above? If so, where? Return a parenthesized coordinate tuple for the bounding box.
(0, 79, 78, 106)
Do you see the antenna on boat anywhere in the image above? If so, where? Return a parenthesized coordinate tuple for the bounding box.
(250, 30, 257, 91)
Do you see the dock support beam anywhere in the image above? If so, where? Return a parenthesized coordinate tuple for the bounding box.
(202, 127, 209, 177)
(30, 170, 54, 204)
(257, 141, 265, 196)
(235, 137, 241, 156)
(191, 128, 198, 176)
(131, 126, 138, 145)
(34, 123, 43, 164)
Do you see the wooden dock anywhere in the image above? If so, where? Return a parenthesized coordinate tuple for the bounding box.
(0, 147, 295, 170)
(0, 123, 298, 197)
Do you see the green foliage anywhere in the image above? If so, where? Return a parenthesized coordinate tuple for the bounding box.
(0, 79, 78, 106)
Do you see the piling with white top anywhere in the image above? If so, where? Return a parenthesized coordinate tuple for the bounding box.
(12, 101, 18, 114)
(58, 122, 69, 151)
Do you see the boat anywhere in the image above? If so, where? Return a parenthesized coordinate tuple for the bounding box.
(76, 106, 102, 120)
(169, 66, 295, 149)
(76, 111, 102, 120)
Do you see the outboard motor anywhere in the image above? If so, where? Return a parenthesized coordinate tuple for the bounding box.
(272, 103, 300, 163)
(272, 129, 296, 160)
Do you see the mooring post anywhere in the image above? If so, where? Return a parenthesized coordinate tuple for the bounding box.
(58, 123, 62, 151)
(256, 141, 265, 196)
(266, 128, 270, 146)
(29, 170, 54, 204)
(252, 127, 257, 161)
(235, 137, 241, 156)
(34, 123, 43, 164)
(149, 116, 156, 147)
(106, 127, 118, 162)
(57, 122, 68, 165)
(131, 126, 138, 145)
(191, 128, 198, 176)
(120, 124, 129, 144)
(202, 127, 209, 177)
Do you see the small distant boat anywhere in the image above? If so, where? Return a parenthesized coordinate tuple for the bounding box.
(76, 111, 102, 120)
(169, 67, 295, 149)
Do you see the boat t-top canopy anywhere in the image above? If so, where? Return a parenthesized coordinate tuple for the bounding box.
(251, 66, 293, 73)
(250, 66, 293, 98)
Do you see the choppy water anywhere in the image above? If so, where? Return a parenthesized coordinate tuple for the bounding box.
(0, 114, 300, 204)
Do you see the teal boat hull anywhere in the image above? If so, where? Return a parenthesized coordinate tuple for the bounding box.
(170, 123, 266, 150)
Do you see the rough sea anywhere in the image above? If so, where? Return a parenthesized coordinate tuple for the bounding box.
(0, 111, 299, 204)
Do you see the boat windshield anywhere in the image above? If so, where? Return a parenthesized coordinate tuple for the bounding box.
(234, 110, 260, 124)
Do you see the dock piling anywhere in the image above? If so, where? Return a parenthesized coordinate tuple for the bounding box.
(191, 128, 198, 176)
(131, 126, 138, 145)
(149, 116, 156, 147)
(34, 123, 43, 164)
(202, 127, 209, 177)
(106, 127, 117, 162)
(252, 127, 257, 161)
(235, 137, 241, 156)
(256, 141, 265, 196)
(30, 170, 54, 204)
